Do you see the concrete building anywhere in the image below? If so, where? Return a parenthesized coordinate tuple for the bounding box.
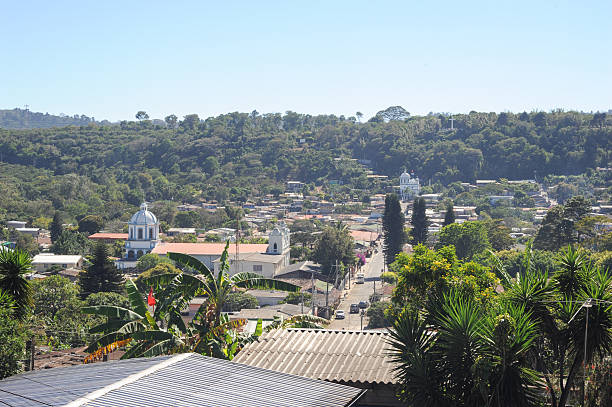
(31, 253, 83, 273)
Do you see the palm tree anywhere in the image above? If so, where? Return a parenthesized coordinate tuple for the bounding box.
(166, 242, 300, 326)
(83, 243, 300, 361)
(388, 291, 542, 407)
(0, 248, 33, 320)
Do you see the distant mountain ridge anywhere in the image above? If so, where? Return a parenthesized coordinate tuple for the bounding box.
(0, 108, 111, 129)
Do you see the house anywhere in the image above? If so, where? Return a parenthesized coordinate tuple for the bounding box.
(6, 220, 27, 229)
(14, 227, 40, 238)
(234, 329, 401, 406)
(0, 353, 364, 406)
(31, 253, 83, 273)
(152, 242, 268, 271)
(213, 252, 287, 278)
(286, 181, 305, 192)
(166, 227, 196, 236)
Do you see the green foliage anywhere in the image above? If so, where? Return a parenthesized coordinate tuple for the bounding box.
(534, 196, 591, 251)
(134, 263, 180, 292)
(443, 204, 456, 226)
(311, 225, 355, 275)
(0, 247, 33, 320)
(495, 248, 557, 278)
(388, 294, 542, 407)
(51, 229, 90, 255)
(380, 271, 398, 284)
(279, 291, 312, 306)
(86, 291, 130, 308)
(79, 243, 124, 296)
(10, 231, 39, 256)
(0, 303, 26, 379)
(367, 301, 392, 328)
(31, 275, 81, 320)
(222, 292, 258, 312)
(383, 193, 405, 265)
(78, 215, 104, 235)
(484, 219, 514, 251)
(136, 253, 171, 272)
(436, 221, 491, 260)
(50, 212, 63, 243)
(410, 197, 428, 245)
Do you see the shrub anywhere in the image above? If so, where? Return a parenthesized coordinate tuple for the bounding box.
(367, 301, 392, 328)
(380, 271, 397, 284)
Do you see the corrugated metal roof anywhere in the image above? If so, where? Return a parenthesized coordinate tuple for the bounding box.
(0, 353, 363, 407)
(233, 329, 398, 385)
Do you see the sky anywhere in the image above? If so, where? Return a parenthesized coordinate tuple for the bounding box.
(1, 0, 611, 122)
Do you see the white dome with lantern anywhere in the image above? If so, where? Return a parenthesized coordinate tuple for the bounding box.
(116, 203, 160, 269)
(130, 203, 158, 225)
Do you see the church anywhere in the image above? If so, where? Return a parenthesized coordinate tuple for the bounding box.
(115, 203, 291, 277)
(399, 170, 420, 201)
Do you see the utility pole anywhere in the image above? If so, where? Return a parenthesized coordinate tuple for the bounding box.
(360, 310, 365, 330)
(301, 290, 304, 314)
(311, 270, 315, 315)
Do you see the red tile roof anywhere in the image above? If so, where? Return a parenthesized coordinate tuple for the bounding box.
(88, 233, 129, 240)
(151, 242, 268, 256)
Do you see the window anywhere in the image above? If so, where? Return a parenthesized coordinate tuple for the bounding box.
(273, 242, 278, 253)
(62, 264, 67, 268)
(149, 227, 153, 238)
(138, 228, 143, 239)
(253, 265, 263, 272)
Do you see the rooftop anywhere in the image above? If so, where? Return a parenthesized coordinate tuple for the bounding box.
(88, 232, 129, 240)
(0, 353, 363, 407)
(233, 329, 398, 385)
(32, 254, 82, 264)
(152, 242, 268, 256)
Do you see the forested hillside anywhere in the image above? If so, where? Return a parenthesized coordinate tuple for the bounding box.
(0, 108, 103, 129)
(0, 109, 610, 223)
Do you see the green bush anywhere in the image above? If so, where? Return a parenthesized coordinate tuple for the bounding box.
(222, 292, 258, 312)
(367, 301, 392, 328)
(280, 291, 312, 306)
(380, 271, 397, 284)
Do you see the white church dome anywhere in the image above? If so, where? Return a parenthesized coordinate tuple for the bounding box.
(129, 203, 158, 225)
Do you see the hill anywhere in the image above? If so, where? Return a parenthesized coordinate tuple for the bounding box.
(0, 109, 610, 224)
(0, 108, 106, 129)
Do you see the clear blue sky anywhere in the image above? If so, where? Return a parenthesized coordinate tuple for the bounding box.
(2, 0, 610, 121)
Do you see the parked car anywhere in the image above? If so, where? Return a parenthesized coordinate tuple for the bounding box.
(335, 310, 346, 319)
(358, 301, 369, 309)
(356, 273, 365, 284)
(350, 304, 359, 313)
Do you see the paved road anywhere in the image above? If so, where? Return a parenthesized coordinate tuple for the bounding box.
(328, 246, 384, 330)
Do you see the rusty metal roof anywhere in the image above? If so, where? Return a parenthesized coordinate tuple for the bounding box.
(233, 329, 398, 385)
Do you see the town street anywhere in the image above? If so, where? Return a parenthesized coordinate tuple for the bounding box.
(328, 246, 385, 330)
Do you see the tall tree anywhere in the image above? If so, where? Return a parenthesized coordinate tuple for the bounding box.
(410, 197, 428, 245)
(0, 248, 33, 320)
(383, 193, 405, 265)
(49, 212, 63, 243)
(443, 204, 456, 227)
(135, 111, 149, 121)
(51, 230, 90, 255)
(436, 221, 491, 260)
(312, 226, 355, 275)
(79, 243, 124, 296)
(78, 215, 104, 235)
(164, 114, 178, 128)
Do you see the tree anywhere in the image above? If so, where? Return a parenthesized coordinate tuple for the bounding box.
(534, 196, 591, 251)
(312, 226, 355, 275)
(222, 292, 258, 312)
(436, 221, 491, 260)
(367, 301, 392, 328)
(410, 197, 429, 245)
(51, 229, 90, 255)
(356, 111, 363, 123)
(135, 111, 149, 121)
(31, 275, 81, 320)
(136, 253, 171, 273)
(0, 291, 26, 379)
(164, 114, 178, 128)
(78, 215, 104, 235)
(50, 212, 63, 243)
(383, 193, 405, 265)
(443, 204, 456, 226)
(79, 242, 124, 296)
(174, 211, 201, 228)
(134, 263, 180, 292)
(484, 219, 514, 251)
(0, 248, 33, 320)
(180, 114, 200, 131)
(388, 293, 541, 406)
(82, 243, 299, 361)
(9, 230, 39, 255)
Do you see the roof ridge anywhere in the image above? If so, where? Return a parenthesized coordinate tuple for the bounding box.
(61, 353, 191, 407)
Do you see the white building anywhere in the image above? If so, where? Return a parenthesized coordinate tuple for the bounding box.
(116, 203, 160, 269)
(399, 170, 420, 201)
(32, 253, 83, 273)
